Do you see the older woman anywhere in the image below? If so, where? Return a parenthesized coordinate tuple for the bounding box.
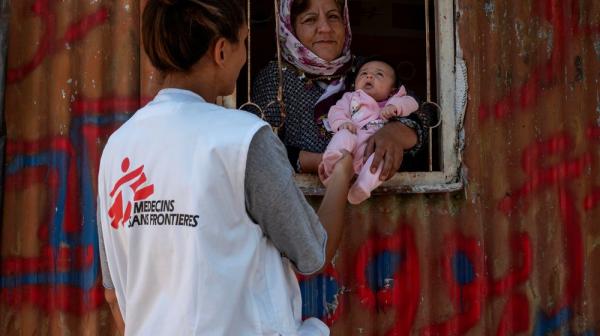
(97, 0, 352, 335)
(252, 0, 432, 180)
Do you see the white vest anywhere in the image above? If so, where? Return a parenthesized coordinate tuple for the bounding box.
(97, 89, 328, 335)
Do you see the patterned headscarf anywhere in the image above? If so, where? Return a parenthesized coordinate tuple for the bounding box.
(279, 0, 352, 76)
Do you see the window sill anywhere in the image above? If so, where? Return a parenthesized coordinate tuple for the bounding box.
(294, 173, 463, 196)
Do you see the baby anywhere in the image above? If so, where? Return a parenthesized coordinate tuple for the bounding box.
(319, 57, 419, 204)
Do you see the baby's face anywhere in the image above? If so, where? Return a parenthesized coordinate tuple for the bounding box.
(354, 61, 396, 102)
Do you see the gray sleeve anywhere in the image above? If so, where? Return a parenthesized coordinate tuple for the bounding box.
(245, 126, 327, 275)
(97, 206, 114, 289)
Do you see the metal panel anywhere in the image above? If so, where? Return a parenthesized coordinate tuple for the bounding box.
(0, 0, 8, 233)
(1, 0, 142, 333)
(1, 0, 600, 335)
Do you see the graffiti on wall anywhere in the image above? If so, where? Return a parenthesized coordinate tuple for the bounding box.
(296, 128, 599, 336)
(7, 0, 109, 84)
(0, 97, 138, 313)
(478, 0, 600, 122)
(0, 0, 138, 315)
(1, 0, 599, 334)
(298, 0, 600, 334)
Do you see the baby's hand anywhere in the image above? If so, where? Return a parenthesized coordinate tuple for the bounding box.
(339, 122, 357, 134)
(380, 105, 398, 119)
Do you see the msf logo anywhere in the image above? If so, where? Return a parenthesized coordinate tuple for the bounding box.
(108, 157, 154, 229)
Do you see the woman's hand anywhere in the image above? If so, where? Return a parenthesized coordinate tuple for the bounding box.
(363, 122, 417, 181)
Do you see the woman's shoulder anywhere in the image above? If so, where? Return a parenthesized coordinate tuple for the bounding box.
(253, 60, 322, 95)
(253, 60, 280, 90)
(257, 60, 279, 75)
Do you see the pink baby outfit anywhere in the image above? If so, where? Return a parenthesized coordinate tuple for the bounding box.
(319, 86, 418, 204)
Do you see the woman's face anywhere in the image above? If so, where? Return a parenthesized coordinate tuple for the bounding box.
(293, 0, 345, 61)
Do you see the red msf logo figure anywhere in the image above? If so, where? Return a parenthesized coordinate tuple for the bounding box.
(108, 157, 154, 229)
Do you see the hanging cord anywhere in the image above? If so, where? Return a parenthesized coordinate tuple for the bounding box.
(423, 0, 442, 172)
(271, 0, 287, 134)
(239, 0, 264, 119)
(238, 0, 287, 135)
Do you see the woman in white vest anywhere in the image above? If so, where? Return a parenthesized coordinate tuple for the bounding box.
(96, 0, 353, 335)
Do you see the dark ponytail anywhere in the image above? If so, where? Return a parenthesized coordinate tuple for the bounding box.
(142, 0, 245, 73)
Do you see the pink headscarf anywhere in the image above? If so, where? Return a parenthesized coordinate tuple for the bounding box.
(279, 0, 352, 76)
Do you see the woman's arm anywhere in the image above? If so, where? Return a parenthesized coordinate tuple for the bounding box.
(97, 209, 125, 334)
(245, 127, 352, 275)
(316, 151, 353, 266)
(105, 289, 125, 335)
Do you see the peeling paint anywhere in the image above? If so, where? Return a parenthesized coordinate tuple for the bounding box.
(594, 39, 600, 60)
(575, 56, 584, 82)
(484, 0, 496, 31)
(484, 0, 495, 17)
(515, 19, 526, 57)
(596, 85, 600, 126)
(538, 27, 554, 58)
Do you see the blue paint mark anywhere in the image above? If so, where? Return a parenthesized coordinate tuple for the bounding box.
(533, 307, 572, 336)
(299, 274, 340, 320)
(7, 151, 70, 250)
(365, 251, 403, 292)
(452, 251, 475, 285)
(0, 112, 131, 297)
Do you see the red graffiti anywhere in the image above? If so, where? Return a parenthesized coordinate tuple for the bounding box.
(554, 186, 584, 310)
(7, 0, 109, 84)
(421, 234, 484, 336)
(355, 226, 420, 336)
(478, 0, 599, 122)
(6, 137, 81, 234)
(71, 96, 150, 116)
(2, 245, 94, 275)
(498, 132, 592, 214)
(422, 233, 532, 336)
(495, 293, 530, 336)
(2, 284, 105, 314)
(496, 128, 592, 311)
(489, 233, 532, 296)
(583, 186, 600, 210)
(1, 96, 140, 314)
(474, 0, 597, 328)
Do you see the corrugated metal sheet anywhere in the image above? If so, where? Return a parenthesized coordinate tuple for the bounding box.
(1, 0, 599, 335)
(0, 0, 8, 233)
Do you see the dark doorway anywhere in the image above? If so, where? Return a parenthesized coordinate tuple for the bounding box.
(237, 0, 440, 172)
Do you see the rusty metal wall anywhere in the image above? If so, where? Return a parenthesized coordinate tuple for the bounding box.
(0, 0, 8, 230)
(1, 0, 599, 335)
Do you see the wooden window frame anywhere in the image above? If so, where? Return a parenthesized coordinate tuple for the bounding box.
(224, 0, 466, 195)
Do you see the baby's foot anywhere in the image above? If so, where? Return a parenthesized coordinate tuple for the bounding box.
(348, 183, 371, 205)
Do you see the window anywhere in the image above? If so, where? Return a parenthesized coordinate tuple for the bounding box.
(231, 0, 466, 194)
